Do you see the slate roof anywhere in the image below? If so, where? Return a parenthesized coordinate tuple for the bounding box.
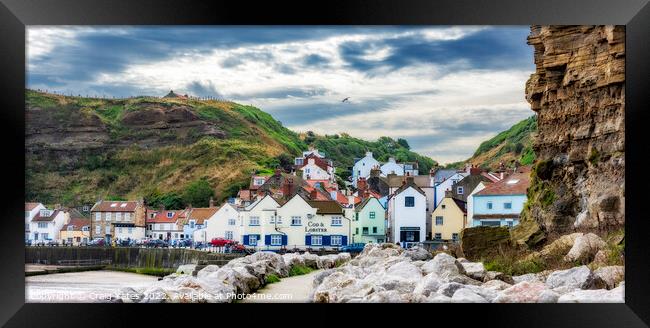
(307, 200, 344, 215)
(91, 201, 139, 212)
(434, 169, 459, 183)
(476, 167, 531, 196)
(62, 217, 91, 231)
(452, 198, 468, 214)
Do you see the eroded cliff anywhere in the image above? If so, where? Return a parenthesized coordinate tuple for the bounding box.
(513, 25, 625, 247)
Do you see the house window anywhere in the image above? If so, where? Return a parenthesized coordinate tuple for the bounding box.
(67, 226, 73, 231)
(174, 233, 179, 239)
(250, 216, 260, 226)
(457, 186, 464, 195)
(25, 211, 29, 218)
(372, 227, 378, 234)
(83, 205, 89, 212)
(25, 223, 29, 230)
(38, 222, 48, 228)
(452, 233, 459, 241)
(504, 202, 512, 209)
(42, 233, 49, 240)
(507, 221, 514, 227)
(96, 226, 101, 234)
(331, 235, 342, 246)
(362, 227, 369, 235)
(190, 221, 195, 229)
(355, 228, 359, 234)
(271, 235, 282, 245)
(249, 235, 258, 246)
(167, 212, 173, 218)
(105, 226, 111, 234)
(331, 216, 342, 226)
(124, 213, 131, 221)
(355, 213, 359, 221)
(405, 196, 415, 207)
(225, 231, 233, 240)
(276, 216, 282, 224)
(106, 213, 111, 221)
(436, 216, 444, 225)
(369, 211, 376, 219)
(116, 213, 122, 221)
(435, 233, 442, 240)
(95, 213, 101, 221)
(117, 227, 123, 234)
(441, 204, 446, 209)
(82, 226, 89, 231)
(228, 218, 236, 226)
(67, 238, 73, 243)
(291, 216, 301, 225)
(128, 227, 133, 234)
(487, 202, 493, 210)
(311, 235, 322, 246)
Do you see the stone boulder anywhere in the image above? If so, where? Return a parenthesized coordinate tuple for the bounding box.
(451, 288, 488, 303)
(460, 261, 487, 281)
(313, 269, 336, 287)
(421, 253, 465, 278)
(512, 273, 543, 284)
(558, 284, 624, 303)
(493, 281, 558, 303)
(248, 251, 289, 277)
(482, 280, 512, 291)
(196, 265, 220, 279)
(302, 252, 320, 268)
(564, 233, 607, 263)
(176, 264, 197, 275)
(386, 261, 422, 281)
(483, 271, 515, 284)
(282, 253, 305, 268)
(313, 272, 374, 303)
(593, 266, 624, 290)
(425, 293, 452, 303)
(413, 273, 443, 297)
(545, 265, 600, 290)
(401, 246, 433, 261)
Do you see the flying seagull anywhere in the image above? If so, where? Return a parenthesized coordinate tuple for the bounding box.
(341, 97, 350, 103)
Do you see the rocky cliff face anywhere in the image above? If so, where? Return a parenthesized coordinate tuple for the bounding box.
(514, 25, 625, 246)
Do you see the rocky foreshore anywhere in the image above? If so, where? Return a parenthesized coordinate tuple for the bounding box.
(118, 251, 351, 303)
(310, 243, 624, 303)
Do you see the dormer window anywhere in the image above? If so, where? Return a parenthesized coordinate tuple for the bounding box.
(110, 203, 117, 207)
(167, 212, 173, 218)
(120, 203, 127, 207)
(67, 226, 73, 231)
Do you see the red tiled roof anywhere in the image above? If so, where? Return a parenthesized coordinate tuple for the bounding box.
(305, 179, 334, 189)
(25, 202, 42, 211)
(297, 153, 330, 171)
(238, 189, 253, 201)
(146, 209, 184, 223)
(62, 217, 91, 231)
(187, 207, 218, 225)
(32, 209, 61, 222)
(91, 201, 139, 212)
(476, 167, 531, 196)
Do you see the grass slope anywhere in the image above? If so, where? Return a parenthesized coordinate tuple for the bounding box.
(467, 115, 537, 170)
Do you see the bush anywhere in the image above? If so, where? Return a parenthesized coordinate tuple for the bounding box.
(182, 179, 214, 207)
(288, 265, 315, 277)
(265, 274, 281, 284)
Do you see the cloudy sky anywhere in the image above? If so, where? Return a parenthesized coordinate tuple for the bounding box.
(27, 26, 535, 164)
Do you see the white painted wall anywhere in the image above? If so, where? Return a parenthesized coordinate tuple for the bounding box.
(434, 172, 468, 208)
(388, 186, 427, 245)
(352, 152, 380, 187)
(467, 182, 487, 228)
(30, 210, 68, 241)
(380, 158, 404, 176)
(301, 158, 331, 180)
(203, 203, 240, 242)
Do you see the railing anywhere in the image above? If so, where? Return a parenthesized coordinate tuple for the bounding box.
(57, 259, 112, 266)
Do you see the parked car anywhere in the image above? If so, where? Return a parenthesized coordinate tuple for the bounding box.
(117, 239, 135, 247)
(230, 243, 247, 253)
(87, 238, 106, 247)
(193, 241, 208, 250)
(135, 238, 149, 247)
(340, 242, 366, 253)
(147, 239, 169, 248)
(210, 238, 235, 247)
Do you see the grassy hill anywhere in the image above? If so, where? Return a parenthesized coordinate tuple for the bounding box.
(466, 115, 537, 170)
(25, 90, 437, 207)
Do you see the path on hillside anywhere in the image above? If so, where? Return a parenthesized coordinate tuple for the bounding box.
(241, 269, 322, 303)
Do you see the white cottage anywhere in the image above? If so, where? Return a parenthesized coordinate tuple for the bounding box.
(466, 181, 489, 228)
(30, 208, 68, 243)
(196, 203, 239, 243)
(25, 202, 46, 241)
(380, 157, 405, 176)
(352, 152, 380, 187)
(387, 177, 427, 248)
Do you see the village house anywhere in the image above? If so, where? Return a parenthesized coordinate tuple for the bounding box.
(380, 157, 405, 176)
(433, 169, 468, 210)
(387, 176, 427, 247)
(146, 208, 188, 241)
(29, 207, 68, 243)
(194, 202, 240, 243)
(60, 210, 91, 246)
(239, 195, 282, 248)
(466, 181, 491, 228)
(352, 152, 381, 187)
(470, 166, 531, 227)
(294, 148, 336, 184)
(25, 202, 45, 241)
(304, 200, 350, 249)
(352, 196, 386, 244)
(431, 192, 467, 242)
(352, 152, 420, 188)
(182, 199, 218, 240)
(450, 166, 495, 202)
(90, 200, 146, 242)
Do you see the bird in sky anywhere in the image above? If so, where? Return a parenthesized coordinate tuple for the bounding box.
(341, 97, 350, 103)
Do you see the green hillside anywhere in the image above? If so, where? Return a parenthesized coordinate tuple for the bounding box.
(467, 115, 537, 170)
(25, 90, 438, 208)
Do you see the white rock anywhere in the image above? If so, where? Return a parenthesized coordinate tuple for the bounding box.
(438, 282, 466, 297)
(593, 266, 624, 290)
(564, 233, 607, 263)
(421, 253, 465, 278)
(512, 273, 543, 284)
(460, 261, 487, 281)
(282, 253, 305, 268)
(425, 293, 452, 303)
(386, 261, 422, 281)
(451, 288, 488, 303)
(558, 285, 624, 303)
(482, 279, 512, 291)
(494, 281, 554, 303)
(401, 246, 433, 261)
(545, 265, 596, 290)
(176, 264, 197, 275)
(302, 252, 320, 268)
(196, 265, 220, 279)
(413, 273, 443, 297)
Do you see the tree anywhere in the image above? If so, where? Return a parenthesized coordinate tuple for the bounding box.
(397, 138, 411, 150)
(304, 131, 316, 144)
(276, 153, 294, 172)
(182, 179, 214, 207)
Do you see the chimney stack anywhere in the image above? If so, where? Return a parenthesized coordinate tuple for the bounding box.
(357, 177, 368, 193)
(310, 189, 319, 200)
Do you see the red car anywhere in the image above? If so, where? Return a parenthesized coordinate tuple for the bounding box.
(210, 238, 235, 247)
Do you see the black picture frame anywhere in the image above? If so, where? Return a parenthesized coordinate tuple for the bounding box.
(1, 0, 648, 326)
